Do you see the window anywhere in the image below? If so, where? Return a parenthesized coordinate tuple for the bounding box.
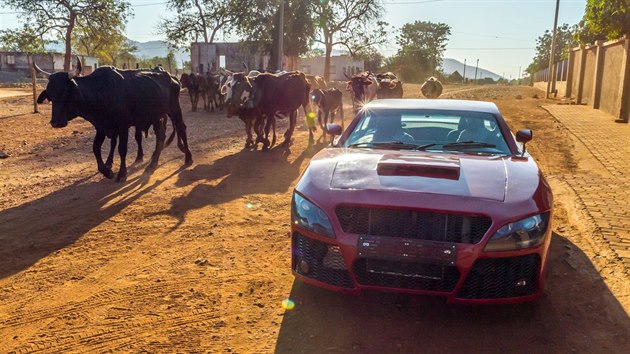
(6, 55, 15, 65)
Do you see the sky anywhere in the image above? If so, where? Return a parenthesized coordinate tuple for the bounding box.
(0, 0, 587, 78)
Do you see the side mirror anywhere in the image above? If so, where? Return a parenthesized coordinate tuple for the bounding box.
(326, 123, 343, 146)
(515, 129, 533, 156)
(326, 123, 342, 136)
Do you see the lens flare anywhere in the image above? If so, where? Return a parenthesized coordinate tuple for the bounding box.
(307, 112, 316, 118)
(281, 299, 295, 310)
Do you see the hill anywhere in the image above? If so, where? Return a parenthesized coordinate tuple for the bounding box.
(441, 58, 503, 80)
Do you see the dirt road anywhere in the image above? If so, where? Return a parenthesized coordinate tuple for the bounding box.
(0, 85, 628, 353)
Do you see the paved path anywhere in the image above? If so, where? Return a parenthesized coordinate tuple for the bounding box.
(544, 105, 630, 270)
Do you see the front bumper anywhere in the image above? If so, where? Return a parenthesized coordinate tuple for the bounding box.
(291, 225, 551, 304)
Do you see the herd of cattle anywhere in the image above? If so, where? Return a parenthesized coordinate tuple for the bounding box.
(32, 58, 443, 182)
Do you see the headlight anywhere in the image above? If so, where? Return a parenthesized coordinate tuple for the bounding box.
(291, 193, 335, 238)
(484, 213, 550, 251)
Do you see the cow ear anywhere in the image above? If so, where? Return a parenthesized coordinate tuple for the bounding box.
(364, 81, 372, 86)
(345, 81, 351, 90)
(36, 90, 49, 104)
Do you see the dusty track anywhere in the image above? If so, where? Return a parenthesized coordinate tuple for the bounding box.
(0, 85, 628, 353)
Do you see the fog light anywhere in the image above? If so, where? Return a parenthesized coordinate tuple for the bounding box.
(299, 259, 311, 274)
(515, 279, 528, 288)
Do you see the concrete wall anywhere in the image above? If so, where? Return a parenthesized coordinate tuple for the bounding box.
(599, 42, 625, 116)
(581, 46, 597, 105)
(297, 56, 364, 81)
(0, 52, 97, 76)
(533, 35, 630, 122)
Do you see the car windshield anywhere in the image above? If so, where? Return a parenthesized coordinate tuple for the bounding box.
(343, 109, 512, 155)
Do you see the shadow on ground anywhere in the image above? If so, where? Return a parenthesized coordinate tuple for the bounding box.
(274, 234, 630, 353)
(0, 165, 186, 280)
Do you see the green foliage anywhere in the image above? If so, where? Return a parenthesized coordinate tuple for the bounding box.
(235, 0, 315, 70)
(354, 47, 384, 72)
(527, 23, 577, 75)
(135, 55, 177, 72)
(312, 0, 388, 80)
(0, 25, 49, 53)
(4, 0, 131, 70)
(579, 0, 630, 42)
(388, 21, 451, 82)
(159, 0, 243, 47)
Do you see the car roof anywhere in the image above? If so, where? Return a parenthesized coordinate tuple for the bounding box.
(362, 99, 501, 115)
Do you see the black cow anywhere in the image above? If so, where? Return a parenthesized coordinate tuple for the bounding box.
(222, 72, 262, 149)
(180, 73, 207, 112)
(345, 71, 378, 113)
(35, 58, 192, 182)
(376, 72, 404, 98)
(250, 72, 311, 150)
(311, 88, 344, 141)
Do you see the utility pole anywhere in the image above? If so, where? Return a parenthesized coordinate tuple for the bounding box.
(277, 0, 285, 71)
(546, 0, 560, 98)
(518, 66, 522, 79)
(462, 59, 467, 84)
(474, 59, 479, 85)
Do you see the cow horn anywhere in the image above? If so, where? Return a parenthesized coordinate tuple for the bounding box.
(33, 61, 51, 77)
(242, 62, 249, 72)
(344, 72, 351, 80)
(68, 57, 83, 79)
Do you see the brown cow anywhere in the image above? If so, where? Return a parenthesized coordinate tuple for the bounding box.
(311, 88, 344, 141)
(250, 71, 311, 150)
(306, 74, 328, 90)
(376, 72, 404, 98)
(180, 73, 208, 111)
(421, 77, 444, 98)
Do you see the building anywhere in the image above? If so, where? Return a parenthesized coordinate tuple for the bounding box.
(297, 55, 364, 81)
(0, 52, 99, 75)
(191, 42, 270, 74)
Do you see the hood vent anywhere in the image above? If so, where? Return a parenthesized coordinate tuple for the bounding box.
(377, 155, 460, 180)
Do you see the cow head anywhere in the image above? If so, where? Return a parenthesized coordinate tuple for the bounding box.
(345, 72, 373, 107)
(222, 72, 253, 117)
(311, 89, 324, 106)
(35, 57, 83, 128)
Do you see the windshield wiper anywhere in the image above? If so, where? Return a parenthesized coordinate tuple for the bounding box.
(347, 142, 442, 151)
(442, 141, 496, 150)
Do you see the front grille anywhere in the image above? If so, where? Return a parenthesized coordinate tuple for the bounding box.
(292, 233, 353, 288)
(456, 254, 540, 299)
(336, 206, 492, 244)
(352, 259, 460, 292)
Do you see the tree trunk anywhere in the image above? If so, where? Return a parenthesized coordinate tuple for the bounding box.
(63, 12, 76, 71)
(324, 40, 333, 82)
(193, 0, 209, 43)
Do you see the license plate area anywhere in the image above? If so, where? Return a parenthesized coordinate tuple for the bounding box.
(358, 235, 457, 266)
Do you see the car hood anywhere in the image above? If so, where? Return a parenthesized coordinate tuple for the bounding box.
(327, 149, 508, 201)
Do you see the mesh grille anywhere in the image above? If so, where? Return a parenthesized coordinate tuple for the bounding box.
(352, 259, 460, 292)
(292, 233, 353, 288)
(456, 254, 540, 299)
(336, 206, 492, 244)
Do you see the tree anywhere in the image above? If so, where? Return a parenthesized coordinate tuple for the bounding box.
(389, 21, 451, 82)
(0, 25, 49, 53)
(579, 0, 630, 42)
(236, 0, 315, 71)
(527, 23, 577, 75)
(159, 0, 244, 47)
(4, 0, 131, 71)
(312, 0, 389, 81)
(355, 47, 384, 72)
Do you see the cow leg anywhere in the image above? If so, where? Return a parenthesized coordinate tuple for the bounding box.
(105, 133, 116, 169)
(262, 113, 273, 151)
(170, 106, 193, 165)
(94, 130, 114, 179)
(115, 128, 129, 183)
(134, 127, 144, 164)
(271, 117, 277, 148)
(146, 120, 166, 174)
(340, 106, 345, 130)
(244, 118, 253, 149)
(282, 110, 297, 147)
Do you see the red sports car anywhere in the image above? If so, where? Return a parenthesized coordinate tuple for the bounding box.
(291, 99, 553, 304)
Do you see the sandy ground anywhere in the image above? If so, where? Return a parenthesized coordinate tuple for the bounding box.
(0, 84, 628, 353)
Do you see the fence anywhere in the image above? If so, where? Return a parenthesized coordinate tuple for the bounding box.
(533, 35, 630, 122)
